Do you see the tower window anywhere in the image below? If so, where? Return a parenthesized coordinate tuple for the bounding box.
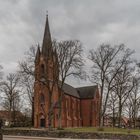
(41, 64, 45, 74)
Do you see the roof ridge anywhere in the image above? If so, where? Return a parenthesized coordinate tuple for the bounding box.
(76, 85, 98, 89)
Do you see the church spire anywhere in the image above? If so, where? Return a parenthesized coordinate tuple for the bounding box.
(42, 14, 52, 57)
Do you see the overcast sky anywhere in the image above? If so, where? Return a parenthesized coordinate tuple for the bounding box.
(0, 0, 140, 87)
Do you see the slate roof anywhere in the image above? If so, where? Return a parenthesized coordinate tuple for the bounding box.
(59, 82, 80, 98)
(61, 82, 98, 99)
(76, 85, 98, 99)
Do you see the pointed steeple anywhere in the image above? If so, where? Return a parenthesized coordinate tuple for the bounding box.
(35, 44, 41, 63)
(42, 14, 52, 58)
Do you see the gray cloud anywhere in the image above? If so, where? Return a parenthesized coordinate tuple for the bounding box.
(0, 0, 140, 86)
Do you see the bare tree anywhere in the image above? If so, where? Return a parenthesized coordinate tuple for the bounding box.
(18, 46, 36, 106)
(18, 45, 37, 125)
(112, 57, 135, 127)
(88, 44, 125, 126)
(55, 40, 84, 128)
(104, 48, 135, 125)
(19, 45, 36, 76)
(18, 45, 36, 108)
(0, 73, 21, 126)
(125, 76, 140, 128)
(107, 91, 118, 127)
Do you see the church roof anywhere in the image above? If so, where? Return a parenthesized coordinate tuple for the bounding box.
(76, 85, 98, 99)
(61, 82, 98, 99)
(62, 83, 80, 98)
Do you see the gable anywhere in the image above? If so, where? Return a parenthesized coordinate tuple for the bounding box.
(77, 85, 98, 99)
(59, 82, 80, 98)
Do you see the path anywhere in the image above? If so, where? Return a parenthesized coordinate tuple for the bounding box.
(3, 135, 119, 140)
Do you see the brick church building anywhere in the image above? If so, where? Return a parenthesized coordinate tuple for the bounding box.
(34, 16, 100, 128)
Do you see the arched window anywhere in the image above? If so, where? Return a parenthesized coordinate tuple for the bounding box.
(40, 94, 45, 104)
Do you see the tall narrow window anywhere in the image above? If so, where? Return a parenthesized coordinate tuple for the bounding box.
(66, 100, 69, 116)
(40, 94, 45, 104)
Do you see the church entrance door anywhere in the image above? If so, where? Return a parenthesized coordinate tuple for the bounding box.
(40, 118, 45, 127)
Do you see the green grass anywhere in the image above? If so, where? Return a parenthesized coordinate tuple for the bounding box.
(63, 127, 140, 135)
(4, 127, 140, 135)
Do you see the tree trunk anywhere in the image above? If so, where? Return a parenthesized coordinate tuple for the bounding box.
(58, 94, 62, 129)
(99, 79, 104, 127)
(112, 106, 115, 127)
(9, 101, 12, 127)
(48, 92, 52, 130)
(118, 99, 122, 127)
(32, 99, 34, 126)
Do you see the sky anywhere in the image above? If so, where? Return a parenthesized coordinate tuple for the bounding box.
(0, 0, 140, 87)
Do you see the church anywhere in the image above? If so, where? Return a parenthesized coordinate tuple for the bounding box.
(33, 15, 100, 128)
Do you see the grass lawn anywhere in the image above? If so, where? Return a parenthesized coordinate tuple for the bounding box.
(64, 127, 140, 135)
(4, 127, 140, 135)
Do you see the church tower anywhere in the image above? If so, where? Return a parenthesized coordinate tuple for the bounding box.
(34, 15, 59, 128)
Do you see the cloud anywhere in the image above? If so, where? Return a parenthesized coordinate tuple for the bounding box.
(0, 0, 140, 86)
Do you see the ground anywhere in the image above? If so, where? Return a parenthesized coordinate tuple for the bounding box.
(4, 127, 140, 135)
(3, 127, 140, 140)
(65, 127, 140, 134)
(6, 127, 139, 134)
